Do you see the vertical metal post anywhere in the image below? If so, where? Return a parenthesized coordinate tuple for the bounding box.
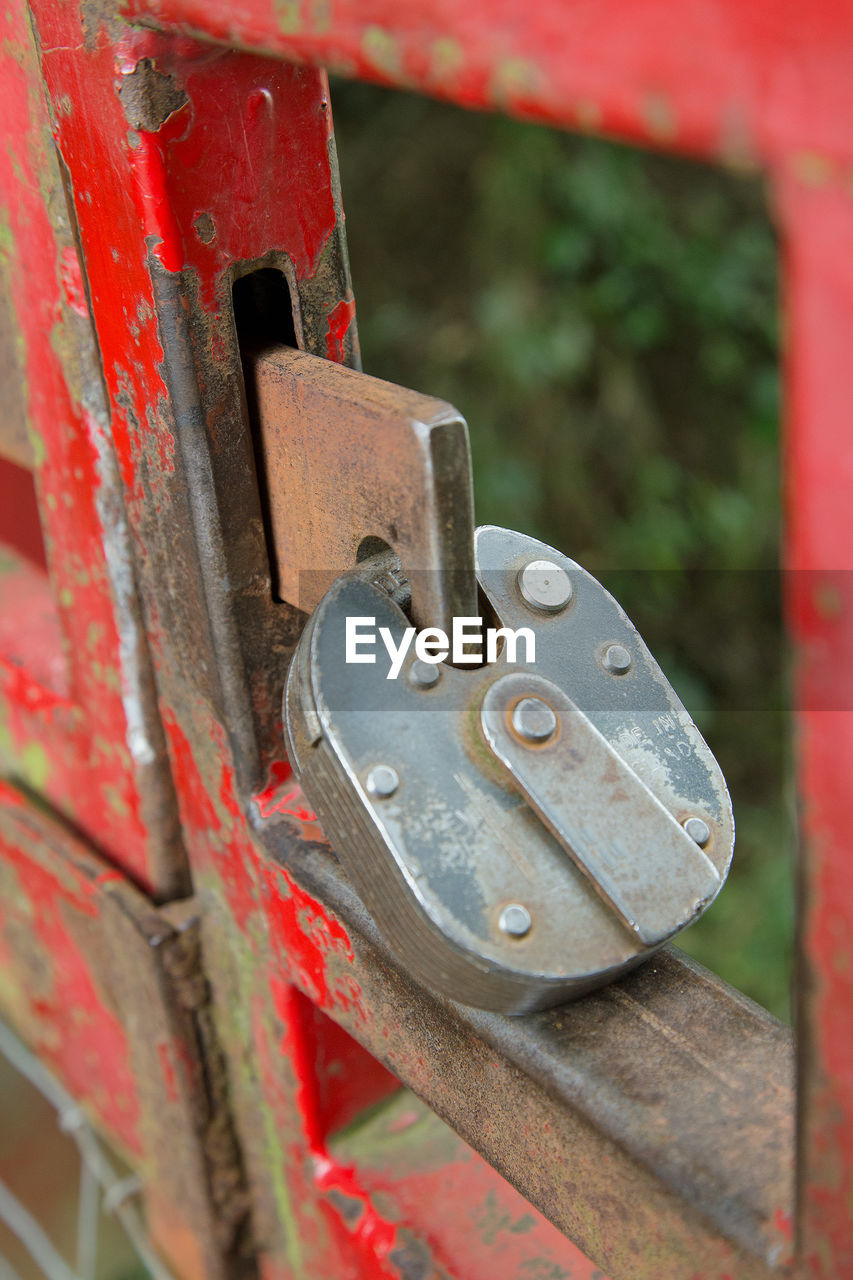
(776, 165, 853, 1278)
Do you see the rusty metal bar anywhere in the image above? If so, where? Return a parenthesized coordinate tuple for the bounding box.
(256, 837, 795, 1280)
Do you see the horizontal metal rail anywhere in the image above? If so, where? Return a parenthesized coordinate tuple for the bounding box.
(278, 841, 794, 1280)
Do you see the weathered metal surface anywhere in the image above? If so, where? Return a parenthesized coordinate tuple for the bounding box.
(330, 1087, 608, 1280)
(249, 345, 476, 632)
(776, 172, 853, 1280)
(26, 18, 360, 795)
(0, 779, 247, 1280)
(0, 0, 845, 1274)
(10, 13, 539, 1278)
(256, 838, 794, 1279)
(121, 0, 853, 170)
(0, 0, 189, 900)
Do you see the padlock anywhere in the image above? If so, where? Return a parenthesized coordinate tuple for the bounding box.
(284, 523, 734, 1015)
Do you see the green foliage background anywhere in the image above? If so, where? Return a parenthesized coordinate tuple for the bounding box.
(331, 81, 795, 1021)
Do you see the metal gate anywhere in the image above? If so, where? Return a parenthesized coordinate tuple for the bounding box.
(1, 2, 848, 1277)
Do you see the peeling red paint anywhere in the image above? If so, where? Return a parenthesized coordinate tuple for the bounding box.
(315, 1155, 402, 1278)
(254, 758, 320, 826)
(162, 715, 263, 931)
(325, 296, 357, 362)
(162, 710, 220, 835)
(157, 1038, 180, 1104)
(59, 245, 90, 318)
(109, 39, 344, 311)
(324, 1126, 608, 1280)
(254, 758, 294, 816)
(121, 0, 853, 169)
(218, 755, 244, 820)
(0, 658, 68, 715)
(264, 862, 355, 1009)
(777, 170, 853, 1276)
(93, 869, 127, 887)
(0, 781, 25, 809)
(1, 0, 830, 1273)
(271, 980, 399, 1150)
(251, 985, 360, 1275)
(269, 976, 325, 1152)
(0, 4, 159, 892)
(0, 811, 144, 1154)
(262, 978, 430, 1278)
(124, 112, 192, 275)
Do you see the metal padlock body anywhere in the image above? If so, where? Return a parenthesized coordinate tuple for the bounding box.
(285, 526, 734, 1015)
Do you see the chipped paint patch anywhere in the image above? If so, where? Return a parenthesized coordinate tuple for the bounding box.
(324, 295, 355, 362)
(430, 37, 463, 83)
(489, 57, 542, 110)
(0, 209, 14, 259)
(20, 740, 49, 789)
(642, 92, 677, 142)
(275, 0, 301, 34)
(264, 861, 358, 1012)
(361, 26, 402, 79)
(193, 211, 215, 244)
(309, 0, 332, 34)
(117, 58, 189, 133)
(58, 245, 88, 317)
(793, 151, 834, 187)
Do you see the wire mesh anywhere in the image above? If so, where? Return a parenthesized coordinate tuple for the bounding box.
(0, 1018, 176, 1280)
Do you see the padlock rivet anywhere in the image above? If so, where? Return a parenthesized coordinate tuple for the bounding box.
(684, 816, 711, 847)
(499, 903, 532, 938)
(409, 658, 441, 689)
(601, 643, 632, 675)
(517, 559, 573, 613)
(366, 765, 399, 799)
(511, 696, 558, 744)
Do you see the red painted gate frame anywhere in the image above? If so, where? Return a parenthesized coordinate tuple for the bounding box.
(0, 2, 849, 1278)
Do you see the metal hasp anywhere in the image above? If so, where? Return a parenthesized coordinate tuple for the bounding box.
(247, 345, 477, 632)
(285, 526, 734, 1013)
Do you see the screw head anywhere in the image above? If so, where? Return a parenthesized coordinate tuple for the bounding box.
(684, 816, 711, 847)
(517, 559, 573, 613)
(409, 659, 441, 689)
(499, 903, 532, 938)
(511, 696, 558, 744)
(601, 643, 632, 675)
(366, 765, 399, 799)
